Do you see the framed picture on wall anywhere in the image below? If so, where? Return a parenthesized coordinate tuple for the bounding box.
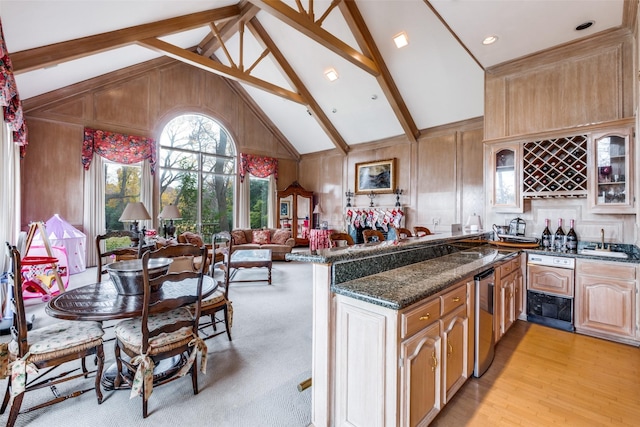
(355, 158, 396, 194)
(280, 200, 291, 218)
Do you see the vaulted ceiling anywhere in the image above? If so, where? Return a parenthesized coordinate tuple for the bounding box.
(0, 0, 631, 156)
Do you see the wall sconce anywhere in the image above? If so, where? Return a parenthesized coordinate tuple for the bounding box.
(345, 189, 354, 207)
(394, 188, 403, 207)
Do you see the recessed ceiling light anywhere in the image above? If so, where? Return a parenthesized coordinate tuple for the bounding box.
(482, 35, 498, 45)
(324, 68, 339, 82)
(393, 32, 409, 49)
(575, 20, 595, 31)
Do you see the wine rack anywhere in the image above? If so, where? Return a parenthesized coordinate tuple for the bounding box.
(522, 134, 588, 198)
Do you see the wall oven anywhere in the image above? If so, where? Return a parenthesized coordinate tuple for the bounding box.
(526, 254, 575, 332)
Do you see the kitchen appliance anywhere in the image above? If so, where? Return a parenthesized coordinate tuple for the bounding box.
(474, 268, 495, 378)
(526, 254, 575, 332)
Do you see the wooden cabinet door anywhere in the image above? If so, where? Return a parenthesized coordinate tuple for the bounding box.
(400, 321, 442, 427)
(514, 269, 524, 320)
(487, 143, 523, 213)
(441, 305, 469, 404)
(501, 271, 516, 334)
(527, 264, 574, 297)
(575, 274, 635, 339)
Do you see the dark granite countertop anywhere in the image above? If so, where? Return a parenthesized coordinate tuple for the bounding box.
(331, 245, 517, 310)
(524, 241, 640, 263)
(285, 231, 488, 264)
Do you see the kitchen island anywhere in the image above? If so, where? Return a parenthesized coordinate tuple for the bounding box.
(286, 231, 518, 427)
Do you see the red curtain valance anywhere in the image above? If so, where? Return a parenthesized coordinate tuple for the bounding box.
(0, 18, 28, 150)
(82, 127, 156, 174)
(239, 153, 278, 182)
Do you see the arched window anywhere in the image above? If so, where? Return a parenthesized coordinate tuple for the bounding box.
(159, 114, 236, 237)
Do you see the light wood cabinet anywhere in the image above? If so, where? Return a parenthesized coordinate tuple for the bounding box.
(334, 279, 473, 427)
(589, 126, 634, 214)
(495, 256, 523, 343)
(575, 260, 637, 344)
(487, 142, 523, 213)
(276, 182, 313, 246)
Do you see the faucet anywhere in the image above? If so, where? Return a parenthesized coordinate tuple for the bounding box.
(599, 229, 609, 251)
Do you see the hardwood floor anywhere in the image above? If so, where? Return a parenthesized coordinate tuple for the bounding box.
(432, 320, 640, 426)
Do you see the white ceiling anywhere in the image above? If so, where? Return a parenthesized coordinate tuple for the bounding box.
(0, 0, 626, 155)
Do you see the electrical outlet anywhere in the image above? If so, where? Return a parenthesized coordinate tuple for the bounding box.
(432, 218, 440, 226)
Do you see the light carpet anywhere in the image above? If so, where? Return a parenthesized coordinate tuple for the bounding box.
(0, 260, 313, 427)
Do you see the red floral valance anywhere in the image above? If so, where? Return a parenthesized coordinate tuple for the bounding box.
(0, 18, 28, 150)
(82, 127, 156, 174)
(239, 153, 278, 182)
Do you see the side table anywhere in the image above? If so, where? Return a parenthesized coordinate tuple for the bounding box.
(309, 229, 333, 252)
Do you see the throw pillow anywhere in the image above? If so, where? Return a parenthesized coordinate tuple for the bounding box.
(252, 229, 271, 245)
(181, 232, 204, 247)
(271, 229, 291, 245)
(231, 230, 247, 245)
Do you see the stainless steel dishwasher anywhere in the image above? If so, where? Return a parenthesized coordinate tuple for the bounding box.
(474, 268, 495, 378)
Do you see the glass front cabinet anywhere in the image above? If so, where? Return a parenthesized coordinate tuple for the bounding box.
(590, 127, 634, 214)
(488, 142, 523, 213)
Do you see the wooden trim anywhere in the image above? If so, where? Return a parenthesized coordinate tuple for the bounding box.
(487, 27, 633, 76)
(11, 6, 241, 73)
(622, 0, 638, 30)
(483, 117, 635, 145)
(248, 0, 379, 75)
(137, 37, 305, 104)
(247, 18, 349, 155)
(22, 56, 177, 113)
(340, 0, 419, 143)
(199, 1, 260, 58)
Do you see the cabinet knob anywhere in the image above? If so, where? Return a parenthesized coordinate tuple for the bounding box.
(431, 351, 438, 372)
(419, 314, 431, 321)
(447, 343, 453, 357)
(452, 296, 461, 302)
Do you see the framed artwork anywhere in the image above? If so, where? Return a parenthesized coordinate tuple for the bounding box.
(280, 200, 291, 218)
(355, 158, 396, 194)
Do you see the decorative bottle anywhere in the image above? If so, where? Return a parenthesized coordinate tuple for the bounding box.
(541, 219, 552, 249)
(565, 219, 578, 252)
(554, 218, 565, 251)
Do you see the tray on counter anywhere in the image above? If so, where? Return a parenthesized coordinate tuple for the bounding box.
(489, 238, 540, 249)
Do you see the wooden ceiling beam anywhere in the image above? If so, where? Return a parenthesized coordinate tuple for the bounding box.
(247, 17, 349, 155)
(11, 6, 240, 74)
(137, 37, 305, 104)
(199, 1, 261, 59)
(247, 0, 380, 76)
(340, 0, 419, 143)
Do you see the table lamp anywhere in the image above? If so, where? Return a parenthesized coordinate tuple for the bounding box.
(313, 204, 323, 229)
(466, 213, 482, 232)
(119, 202, 151, 245)
(158, 204, 181, 238)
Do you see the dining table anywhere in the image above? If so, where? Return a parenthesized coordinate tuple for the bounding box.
(46, 275, 218, 389)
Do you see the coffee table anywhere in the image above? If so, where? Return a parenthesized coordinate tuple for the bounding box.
(230, 249, 272, 285)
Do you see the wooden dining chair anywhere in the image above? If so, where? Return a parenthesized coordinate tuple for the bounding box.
(329, 232, 355, 247)
(197, 231, 233, 341)
(95, 230, 140, 283)
(394, 227, 413, 238)
(413, 226, 433, 237)
(362, 229, 385, 243)
(112, 244, 207, 418)
(1, 243, 105, 427)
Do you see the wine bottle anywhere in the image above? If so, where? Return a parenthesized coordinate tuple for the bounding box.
(554, 218, 565, 251)
(541, 219, 552, 249)
(565, 219, 578, 252)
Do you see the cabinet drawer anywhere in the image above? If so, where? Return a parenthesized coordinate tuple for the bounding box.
(441, 285, 467, 316)
(500, 258, 518, 276)
(401, 298, 441, 339)
(577, 260, 635, 280)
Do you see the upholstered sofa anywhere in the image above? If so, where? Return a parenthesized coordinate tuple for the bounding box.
(230, 228, 295, 261)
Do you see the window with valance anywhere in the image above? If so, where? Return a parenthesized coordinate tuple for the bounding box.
(82, 127, 156, 174)
(240, 153, 278, 182)
(0, 19, 27, 151)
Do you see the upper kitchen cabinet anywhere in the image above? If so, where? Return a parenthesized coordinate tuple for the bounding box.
(487, 142, 523, 213)
(590, 127, 634, 214)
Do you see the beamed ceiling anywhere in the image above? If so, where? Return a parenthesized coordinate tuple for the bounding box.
(1, 0, 634, 156)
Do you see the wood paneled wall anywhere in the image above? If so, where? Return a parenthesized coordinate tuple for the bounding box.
(298, 118, 484, 233)
(485, 28, 634, 141)
(22, 60, 299, 231)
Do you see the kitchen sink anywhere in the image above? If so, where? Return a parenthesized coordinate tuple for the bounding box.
(579, 249, 628, 259)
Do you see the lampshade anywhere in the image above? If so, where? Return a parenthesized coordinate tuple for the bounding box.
(466, 213, 482, 230)
(313, 204, 323, 214)
(119, 202, 151, 222)
(158, 204, 181, 219)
